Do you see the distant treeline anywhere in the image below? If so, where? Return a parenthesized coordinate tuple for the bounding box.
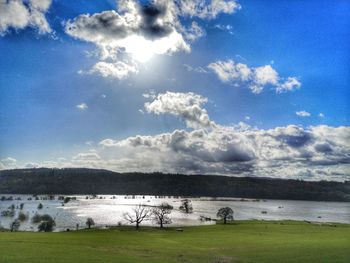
(0, 168, 349, 202)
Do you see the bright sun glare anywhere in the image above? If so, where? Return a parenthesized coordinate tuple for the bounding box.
(121, 32, 186, 63)
(122, 36, 155, 63)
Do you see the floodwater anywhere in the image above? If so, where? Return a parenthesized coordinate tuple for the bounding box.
(0, 195, 349, 231)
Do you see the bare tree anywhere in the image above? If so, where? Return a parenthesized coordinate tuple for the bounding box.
(217, 207, 234, 224)
(152, 203, 173, 228)
(124, 204, 150, 229)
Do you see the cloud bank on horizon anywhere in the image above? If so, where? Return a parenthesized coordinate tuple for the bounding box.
(4, 91, 349, 181)
(0, 0, 349, 181)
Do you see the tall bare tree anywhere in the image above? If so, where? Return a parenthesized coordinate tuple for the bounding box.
(124, 204, 150, 229)
(152, 203, 173, 228)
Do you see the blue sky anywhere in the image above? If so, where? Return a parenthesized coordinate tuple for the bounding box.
(0, 0, 349, 180)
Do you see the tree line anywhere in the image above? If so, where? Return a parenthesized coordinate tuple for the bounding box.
(0, 168, 349, 202)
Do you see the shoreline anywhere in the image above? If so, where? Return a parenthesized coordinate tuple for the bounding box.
(1, 219, 349, 233)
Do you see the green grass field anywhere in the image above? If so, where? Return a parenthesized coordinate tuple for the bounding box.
(0, 220, 349, 263)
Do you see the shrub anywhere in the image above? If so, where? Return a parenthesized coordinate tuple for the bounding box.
(18, 212, 28, 222)
(32, 214, 42, 223)
(38, 220, 55, 232)
(1, 209, 15, 217)
(37, 215, 56, 232)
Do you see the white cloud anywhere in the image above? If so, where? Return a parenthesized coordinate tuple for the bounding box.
(99, 139, 118, 147)
(277, 77, 301, 93)
(65, 0, 190, 76)
(319, 113, 325, 118)
(30, 0, 51, 11)
(184, 21, 205, 41)
(10, 122, 350, 180)
(8, 92, 350, 181)
(73, 152, 101, 161)
(0, 0, 52, 36)
(178, 0, 241, 19)
(208, 59, 251, 82)
(91, 92, 350, 181)
(65, 0, 241, 79)
(89, 61, 138, 79)
(183, 64, 208, 73)
(253, 65, 278, 86)
(94, 121, 350, 180)
(142, 91, 156, 99)
(214, 24, 234, 34)
(0, 157, 17, 169)
(208, 59, 301, 94)
(296, 111, 311, 117)
(144, 92, 215, 129)
(76, 103, 88, 110)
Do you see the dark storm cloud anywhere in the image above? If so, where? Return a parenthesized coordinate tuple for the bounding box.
(276, 132, 313, 148)
(140, 3, 174, 39)
(65, 0, 178, 44)
(315, 143, 333, 153)
(65, 10, 130, 41)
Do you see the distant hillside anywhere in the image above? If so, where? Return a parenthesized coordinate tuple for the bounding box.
(0, 168, 349, 201)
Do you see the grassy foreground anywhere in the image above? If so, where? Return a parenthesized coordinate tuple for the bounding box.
(0, 220, 349, 263)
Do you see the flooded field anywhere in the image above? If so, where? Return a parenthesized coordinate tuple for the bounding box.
(0, 195, 349, 231)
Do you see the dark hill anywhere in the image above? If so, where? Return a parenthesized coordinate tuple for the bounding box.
(0, 168, 349, 201)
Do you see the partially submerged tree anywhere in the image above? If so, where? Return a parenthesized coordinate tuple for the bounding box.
(32, 213, 42, 223)
(18, 212, 28, 222)
(217, 207, 234, 224)
(152, 203, 173, 228)
(10, 219, 20, 232)
(124, 204, 150, 229)
(86, 218, 95, 229)
(37, 214, 56, 232)
(179, 199, 193, 214)
(1, 209, 15, 217)
(64, 197, 71, 203)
